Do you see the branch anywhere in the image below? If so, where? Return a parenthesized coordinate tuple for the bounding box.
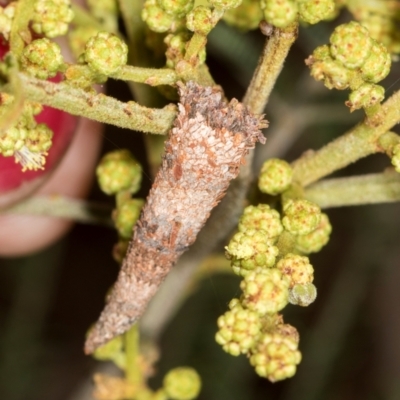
(1, 195, 113, 226)
(304, 170, 400, 208)
(84, 81, 267, 353)
(4, 73, 177, 134)
(292, 90, 400, 187)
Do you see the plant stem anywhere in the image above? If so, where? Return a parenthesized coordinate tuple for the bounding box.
(304, 170, 400, 208)
(292, 90, 400, 187)
(9, 0, 35, 58)
(10, 73, 177, 134)
(124, 325, 142, 390)
(111, 65, 178, 86)
(1, 195, 113, 225)
(242, 22, 298, 114)
(70, 3, 105, 32)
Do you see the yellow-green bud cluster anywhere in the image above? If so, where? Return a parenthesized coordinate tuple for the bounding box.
(298, 0, 336, 25)
(240, 268, 290, 314)
(114, 199, 144, 239)
(215, 299, 262, 355)
(223, 0, 263, 31)
(142, 0, 183, 33)
(226, 229, 279, 276)
(186, 6, 214, 36)
(295, 212, 332, 254)
(32, 0, 74, 38)
(276, 253, 314, 289)
(0, 2, 16, 41)
(21, 38, 64, 80)
(249, 328, 301, 381)
(163, 367, 201, 400)
(260, 0, 298, 29)
(165, 32, 191, 68)
(308, 21, 391, 112)
(258, 158, 293, 195)
(84, 32, 128, 75)
(96, 150, 142, 195)
(0, 99, 53, 171)
(282, 198, 322, 236)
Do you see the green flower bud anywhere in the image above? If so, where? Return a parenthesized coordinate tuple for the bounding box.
(21, 38, 63, 79)
(238, 204, 283, 243)
(92, 334, 126, 369)
(96, 150, 142, 195)
(289, 282, 317, 306)
(0, 2, 16, 41)
(360, 40, 391, 84)
(25, 123, 53, 153)
(308, 57, 352, 90)
(240, 268, 290, 315)
(329, 21, 372, 69)
(209, 0, 243, 11)
(165, 31, 190, 68)
(282, 199, 322, 236)
(157, 0, 194, 17)
(346, 83, 385, 112)
(216, 299, 262, 356)
(223, 0, 263, 31)
(249, 330, 301, 382)
(142, 1, 176, 33)
(260, 0, 298, 29)
(32, 0, 74, 38)
(295, 213, 332, 254)
(163, 367, 201, 400)
(186, 6, 214, 35)
(226, 229, 279, 276)
(114, 199, 144, 239)
(258, 158, 293, 195)
(391, 143, 400, 173)
(85, 32, 128, 75)
(0, 125, 27, 156)
(298, 0, 335, 25)
(276, 253, 314, 288)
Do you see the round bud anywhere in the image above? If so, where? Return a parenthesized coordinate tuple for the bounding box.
(0, 125, 27, 156)
(85, 32, 128, 75)
(21, 38, 63, 79)
(114, 199, 144, 239)
(346, 83, 385, 112)
(96, 150, 142, 195)
(215, 299, 262, 355)
(209, 0, 243, 11)
(249, 330, 301, 382)
(25, 123, 53, 153)
(360, 40, 391, 83)
(32, 0, 74, 38)
(258, 158, 293, 195)
(163, 367, 201, 400)
(276, 253, 314, 288)
(329, 21, 372, 69)
(223, 0, 264, 31)
(238, 204, 283, 242)
(157, 0, 194, 17)
(282, 199, 322, 236)
(289, 282, 317, 306)
(240, 268, 290, 315)
(142, 2, 176, 33)
(295, 213, 332, 253)
(309, 58, 352, 90)
(186, 6, 214, 35)
(298, 0, 335, 25)
(260, 0, 298, 29)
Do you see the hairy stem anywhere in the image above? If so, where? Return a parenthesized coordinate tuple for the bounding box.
(1, 195, 113, 226)
(242, 22, 298, 114)
(8, 73, 177, 134)
(304, 170, 400, 208)
(111, 65, 178, 86)
(292, 90, 400, 187)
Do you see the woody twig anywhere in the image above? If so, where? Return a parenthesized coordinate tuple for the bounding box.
(85, 81, 267, 353)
